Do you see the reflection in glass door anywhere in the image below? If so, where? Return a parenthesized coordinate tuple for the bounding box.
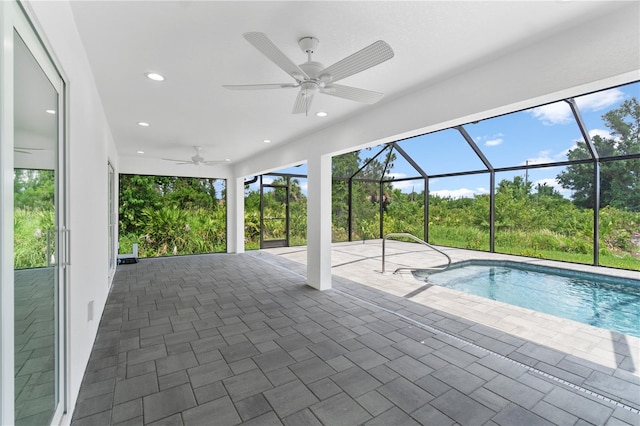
(13, 25, 64, 425)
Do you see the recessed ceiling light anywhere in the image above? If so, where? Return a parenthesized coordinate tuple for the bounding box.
(225, 159, 231, 162)
(145, 72, 165, 81)
(137, 150, 144, 154)
(316, 111, 328, 117)
(137, 122, 150, 127)
(46, 109, 56, 114)
(263, 139, 271, 144)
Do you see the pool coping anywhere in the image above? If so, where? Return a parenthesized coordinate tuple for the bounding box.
(416, 258, 640, 288)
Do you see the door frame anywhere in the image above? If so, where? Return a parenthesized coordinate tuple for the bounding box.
(108, 161, 117, 281)
(260, 176, 290, 249)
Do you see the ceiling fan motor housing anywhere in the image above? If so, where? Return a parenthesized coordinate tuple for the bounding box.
(299, 61, 331, 87)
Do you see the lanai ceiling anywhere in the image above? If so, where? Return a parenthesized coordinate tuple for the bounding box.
(68, 1, 634, 172)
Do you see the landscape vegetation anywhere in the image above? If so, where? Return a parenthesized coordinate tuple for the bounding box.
(14, 99, 639, 271)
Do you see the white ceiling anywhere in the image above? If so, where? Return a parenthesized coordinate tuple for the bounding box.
(68, 1, 633, 171)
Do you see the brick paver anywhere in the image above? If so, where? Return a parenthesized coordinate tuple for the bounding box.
(70, 250, 640, 425)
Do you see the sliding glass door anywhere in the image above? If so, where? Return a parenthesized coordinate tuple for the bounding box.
(2, 2, 67, 424)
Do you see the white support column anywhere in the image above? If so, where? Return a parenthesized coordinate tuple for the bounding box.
(226, 176, 245, 254)
(306, 154, 332, 290)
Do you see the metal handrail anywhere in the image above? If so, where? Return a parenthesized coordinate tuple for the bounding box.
(382, 233, 451, 274)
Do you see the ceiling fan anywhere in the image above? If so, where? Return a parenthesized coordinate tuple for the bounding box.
(223, 32, 394, 115)
(162, 146, 231, 166)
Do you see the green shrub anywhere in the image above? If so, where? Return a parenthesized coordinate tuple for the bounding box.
(14, 208, 55, 269)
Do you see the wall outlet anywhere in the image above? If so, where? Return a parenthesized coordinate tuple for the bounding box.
(88, 300, 94, 322)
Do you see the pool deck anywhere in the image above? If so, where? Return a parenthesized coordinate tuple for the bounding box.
(70, 241, 640, 425)
(254, 240, 640, 402)
(257, 241, 640, 397)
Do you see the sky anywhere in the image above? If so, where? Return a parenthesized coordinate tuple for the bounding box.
(259, 81, 639, 199)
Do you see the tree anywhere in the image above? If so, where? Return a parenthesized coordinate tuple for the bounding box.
(163, 177, 220, 210)
(331, 147, 396, 240)
(557, 98, 640, 211)
(14, 169, 55, 210)
(534, 183, 563, 199)
(119, 174, 224, 236)
(119, 175, 162, 234)
(496, 175, 531, 200)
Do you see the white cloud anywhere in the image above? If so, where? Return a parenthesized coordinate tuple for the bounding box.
(522, 150, 554, 165)
(589, 128, 612, 140)
(477, 133, 504, 147)
(576, 88, 624, 111)
(530, 88, 624, 125)
(431, 187, 488, 199)
(532, 178, 572, 198)
(388, 173, 424, 193)
(530, 102, 573, 125)
(533, 178, 559, 189)
(558, 143, 578, 159)
(388, 172, 407, 180)
(392, 181, 424, 192)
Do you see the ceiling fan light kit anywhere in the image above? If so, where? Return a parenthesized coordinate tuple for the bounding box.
(223, 32, 394, 115)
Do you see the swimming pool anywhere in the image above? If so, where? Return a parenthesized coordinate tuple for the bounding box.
(416, 260, 640, 338)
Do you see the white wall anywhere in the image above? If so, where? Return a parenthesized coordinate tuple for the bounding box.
(24, 2, 119, 421)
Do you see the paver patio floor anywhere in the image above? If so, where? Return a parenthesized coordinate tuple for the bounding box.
(71, 242, 640, 425)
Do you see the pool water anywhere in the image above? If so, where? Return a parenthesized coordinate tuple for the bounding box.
(418, 261, 640, 338)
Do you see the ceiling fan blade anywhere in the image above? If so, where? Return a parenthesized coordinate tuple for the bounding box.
(203, 161, 229, 166)
(222, 83, 297, 90)
(14, 147, 44, 153)
(292, 90, 315, 115)
(320, 84, 384, 104)
(319, 40, 394, 84)
(162, 158, 191, 163)
(243, 32, 309, 81)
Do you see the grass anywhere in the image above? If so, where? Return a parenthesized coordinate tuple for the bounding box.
(413, 225, 639, 272)
(16, 206, 637, 272)
(14, 208, 54, 269)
